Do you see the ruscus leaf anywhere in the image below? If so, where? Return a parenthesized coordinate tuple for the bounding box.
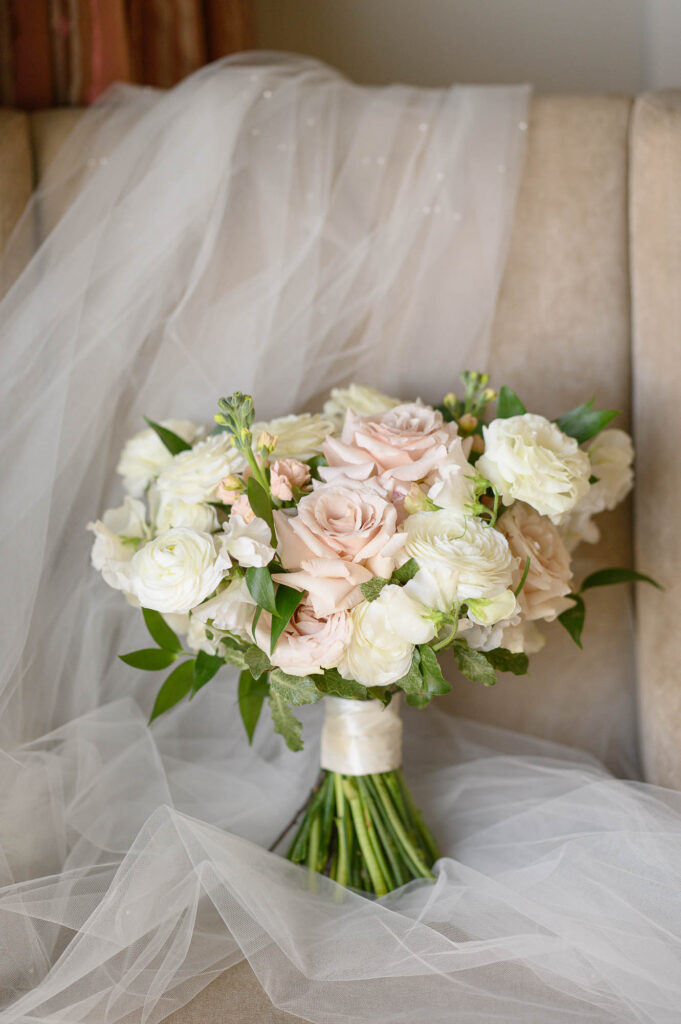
(496, 385, 526, 419)
(554, 400, 619, 445)
(192, 650, 224, 694)
(238, 669, 270, 743)
(149, 659, 195, 722)
(245, 565, 277, 614)
(246, 476, 274, 533)
(143, 416, 192, 455)
(579, 567, 663, 593)
(557, 595, 586, 649)
(142, 607, 182, 653)
(119, 648, 178, 671)
(269, 584, 305, 653)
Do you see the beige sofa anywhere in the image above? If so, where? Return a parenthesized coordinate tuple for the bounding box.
(1, 92, 680, 1022)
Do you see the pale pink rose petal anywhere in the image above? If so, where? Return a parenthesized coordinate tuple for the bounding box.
(272, 557, 371, 617)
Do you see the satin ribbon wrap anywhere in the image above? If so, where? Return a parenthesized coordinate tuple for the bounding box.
(320, 696, 403, 775)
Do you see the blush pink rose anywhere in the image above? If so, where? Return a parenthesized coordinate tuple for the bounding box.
(498, 502, 574, 622)
(321, 402, 458, 484)
(256, 599, 351, 676)
(270, 458, 311, 501)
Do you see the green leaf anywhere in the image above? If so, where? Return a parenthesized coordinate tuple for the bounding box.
(306, 454, 328, 481)
(554, 400, 618, 444)
(142, 607, 182, 653)
(452, 640, 497, 687)
(359, 576, 390, 602)
(484, 647, 529, 676)
(394, 648, 429, 706)
(220, 637, 248, 671)
(119, 648, 178, 671)
(269, 668, 322, 705)
(418, 644, 451, 696)
(315, 668, 368, 700)
(367, 686, 393, 707)
(150, 659, 195, 721)
(269, 690, 304, 751)
(496, 385, 526, 419)
(245, 565, 277, 614)
(579, 567, 663, 593)
(238, 669, 270, 743)
(246, 476, 274, 532)
(557, 595, 585, 649)
(192, 650, 224, 694)
(390, 558, 419, 585)
(270, 584, 305, 653)
(244, 643, 271, 680)
(143, 416, 192, 455)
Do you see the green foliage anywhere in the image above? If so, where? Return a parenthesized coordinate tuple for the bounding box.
(244, 643, 271, 680)
(269, 668, 322, 705)
(394, 649, 427, 706)
(514, 557, 531, 597)
(579, 567, 663, 593)
(192, 650, 224, 694)
(220, 637, 248, 671)
(269, 690, 304, 751)
(306, 454, 328, 481)
(418, 644, 451, 696)
(315, 669, 368, 700)
(360, 576, 390, 602)
(245, 565, 277, 614)
(390, 558, 419, 585)
(150, 660, 195, 721)
(119, 648, 178, 671)
(452, 640, 497, 687)
(143, 417, 192, 455)
(238, 669, 270, 744)
(246, 476, 274, 533)
(484, 647, 529, 675)
(554, 399, 618, 444)
(269, 584, 305, 653)
(557, 595, 585, 648)
(496, 385, 526, 419)
(215, 392, 255, 436)
(142, 607, 182, 653)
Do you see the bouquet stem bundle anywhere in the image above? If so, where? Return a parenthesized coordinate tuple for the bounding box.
(287, 768, 439, 896)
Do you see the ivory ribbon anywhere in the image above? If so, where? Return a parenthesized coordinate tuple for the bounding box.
(320, 695, 403, 775)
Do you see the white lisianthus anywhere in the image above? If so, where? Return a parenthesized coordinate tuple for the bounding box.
(339, 585, 435, 686)
(87, 497, 149, 591)
(427, 437, 476, 514)
(405, 564, 459, 614)
(322, 384, 400, 430)
(148, 486, 218, 534)
(193, 576, 257, 642)
(252, 413, 336, 460)
(404, 510, 516, 602)
(221, 514, 275, 568)
(156, 433, 245, 504)
(128, 527, 230, 614)
(477, 413, 591, 523)
(116, 420, 202, 497)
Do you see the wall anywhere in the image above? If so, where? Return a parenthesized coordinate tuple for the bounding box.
(255, 0, 681, 93)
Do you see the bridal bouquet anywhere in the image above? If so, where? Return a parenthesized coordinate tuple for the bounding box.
(89, 373, 654, 896)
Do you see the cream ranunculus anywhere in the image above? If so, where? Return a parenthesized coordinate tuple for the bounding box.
(404, 509, 516, 603)
(192, 576, 257, 642)
(498, 502, 573, 622)
(148, 487, 218, 535)
(116, 420, 202, 497)
(322, 401, 458, 483)
(252, 413, 336, 460)
(128, 527, 230, 613)
(477, 413, 591, 523)
(221, 514, 275, 568)
(88, 497, 150, 591)
(257, 600, 352, 676)
(156, 433, 245, 504)
(339, 586, 434, 686)
(322, 384, 400, 430)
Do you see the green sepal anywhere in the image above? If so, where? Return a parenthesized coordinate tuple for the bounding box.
(496, 385, 526, 419)
(143, 416, 192, 455)
(579, 567, 663, 593)
(452, 640, 497, 687)
(238, 669, 270, 744)
(390, 558, 419, 585)
(119, 648, 178, 671)
(245, 565, 277, 614)
(554, 400, 618, 445)
(557, 595, 585, 649)
(315, 668, 368, 700)
(269, 584, 305, 653)
(269, 668, 322, 705)
(149, 659, 195, 722)
(244, 643, 271, 680)
(359, 576, 390, 602)
(484, 647, 529, 675)
(269, 690, 304, 751)
(192, 650, 224, 694)
(142, 607, 182, 653)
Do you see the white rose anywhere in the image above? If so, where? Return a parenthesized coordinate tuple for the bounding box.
(339, 586, 434, 686)
(116, 420, 202, 497)
(404, 510, 516, 602)
(221, 514, 275, 568)
(193, 576, 257, 642)
(427, 437, 476, 514)
(322, 384, 400, 430)
(156, 433, 245, 504)
(129, 527, 230, 614)
(87, 497, 149, 591)
(477, 413, 591, 523)
(252, 413, 336, 460)
(148, 487, 218, 534)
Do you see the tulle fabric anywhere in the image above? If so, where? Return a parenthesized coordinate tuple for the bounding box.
(2, 53, 680, 1024)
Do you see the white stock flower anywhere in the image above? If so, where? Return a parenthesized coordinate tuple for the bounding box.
(128, 527, 229, 614)
(156, 433, 245, 504)
(221, 514, 275, 568)
(339, 585, 434, 686)
(116, 420, 202, 497)
(148, 487, 218, 534)
(252, 413, 336, 460)
(322, 384, 400, 429)
(404, 510, 516, 602)
(193, 576, 257, 642)
(87, 497, 149, 591)
(477, 413, 591, 523)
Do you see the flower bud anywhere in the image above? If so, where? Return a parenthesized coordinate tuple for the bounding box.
(403, 484, 430, 515)
(459, 413, 478, 433)
(257, 430, 278, 453)
(471, 434, 485, 454)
